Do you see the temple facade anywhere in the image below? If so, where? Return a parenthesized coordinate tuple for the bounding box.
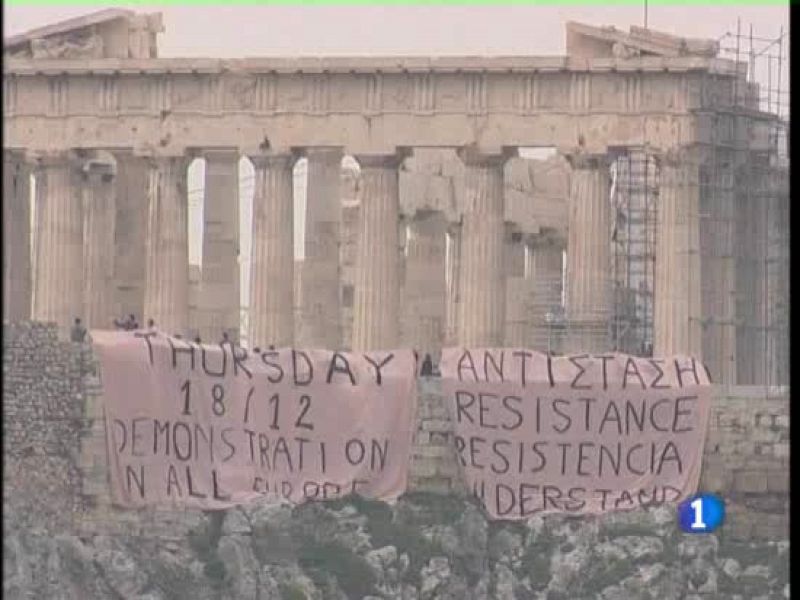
(2, 11, 789, 385)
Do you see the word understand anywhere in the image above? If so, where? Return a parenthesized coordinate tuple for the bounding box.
(440, 348, 713, 519)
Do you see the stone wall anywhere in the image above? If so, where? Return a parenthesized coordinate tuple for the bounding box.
(2, 322, 88, 533)
(3, 322, 790, 539)
(2, 321, 790, 599)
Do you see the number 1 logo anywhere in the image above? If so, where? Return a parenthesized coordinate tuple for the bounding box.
(678, 494, 725, 534)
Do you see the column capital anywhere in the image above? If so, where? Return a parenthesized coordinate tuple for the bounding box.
(200, 147, 241, 162)
(456, 144, 516, 168)
(133, 144, 194, 160)
(562, 151, 611, 171)
(354, 148, 411, 170)
(248, 152, 298, 170)
(141, 153, 192, 170)
(3, 149, 28, 164)
(26, 149, 85, 169)
(300, 146, 345, 160)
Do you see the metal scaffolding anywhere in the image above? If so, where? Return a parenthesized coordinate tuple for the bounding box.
(610, 150, 658, 357)
(605, 20, 789, 389)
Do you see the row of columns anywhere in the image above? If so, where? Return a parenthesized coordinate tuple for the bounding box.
(0, 147, 618, 352)
(2, 146, 788, 385)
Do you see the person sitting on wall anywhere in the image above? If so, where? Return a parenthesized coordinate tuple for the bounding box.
(113, 315, 128, 330)
(420, 353, 434, 377)
(147, 319, 155, 331)
(70, 318, 87, 343)
(194, 336, 202, 345)
(124, 314, 137, 330)
(268, 344, 275, 351)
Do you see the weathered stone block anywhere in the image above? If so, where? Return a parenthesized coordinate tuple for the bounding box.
(733, 470, 768, 494)
(766, 470, 789, 493)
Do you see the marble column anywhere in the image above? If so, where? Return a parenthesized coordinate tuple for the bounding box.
(701, 156, 737, 384)
(527, 236, 565, 352)
(200, 149, 240, 342)
(766, 166, 789, 386)
(112, 152, 148, 324)
(734, 157, 767, 384)
(143, 154, 190, 336)
(351, 153, 403, 351)
(248, 154, 295, 348)
(297, 148, 342, 349)
(654, 152, 703, 359)
(456, 150, 507, 348)
(444, 221, 462, 346)
(31, 152, 84, 336)
(402, 210, 446, 359)
(564, 153, 612, 353)
(504, 229, 531, 348)
(82, 162, 116, 330)
(3, 152, 31, 322)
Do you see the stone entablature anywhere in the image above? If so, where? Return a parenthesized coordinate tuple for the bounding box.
(4, 54, 771, 156)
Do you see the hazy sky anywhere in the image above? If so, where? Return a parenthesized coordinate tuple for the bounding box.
(6, 5, 790, 321)
(4, 5, 789, 57)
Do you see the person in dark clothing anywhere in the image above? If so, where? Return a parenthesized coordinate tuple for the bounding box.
(70, 318, 87, 342)
(194, 336, 202, 345)
(268, 344, 275, 351)
(113, 316, 126, 330)
(174, 333, 182, 339)
(147, 319, 155, 331)
(221, 331, 231, 347)
(420, 353, 434, 377)
(131, 321, 139, 330)
(252, 347, 261, 354)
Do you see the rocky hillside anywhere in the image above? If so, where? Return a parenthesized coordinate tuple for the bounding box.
(4, 493, 789, 600)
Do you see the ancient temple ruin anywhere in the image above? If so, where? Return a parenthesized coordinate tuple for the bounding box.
(3, 10, 789, 386)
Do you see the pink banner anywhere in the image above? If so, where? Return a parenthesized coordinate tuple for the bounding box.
(92, 330, 417, 509)
(440, 348, 713, 519)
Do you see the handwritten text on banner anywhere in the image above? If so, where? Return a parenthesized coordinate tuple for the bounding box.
(440, 349, 713, 519)
(92, 331, 418, 509)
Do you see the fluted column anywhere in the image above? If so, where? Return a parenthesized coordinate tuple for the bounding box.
(654, 151, 702, 359)
(444, 221, 462, 346)
(200, 149, 241, 342)
(402, 210, 446, 359)
(564, 153, 612, 353)
(351, 153, 404, 351)
(31, 152, 84, 336)
(248, 154, 295, 347)
(112, 152, 148, 323)
(297, 148, 342, 349)
(701, 156, 737, 384)
(3, 152, 31, 321)
(527, 236, 565, 352)
(766, 166, 789, 386)
(456, 150, 507, 348)
(143, 154, 190, 336)
(504, 229, 530, 348)
(82, 162, 116, 329)
(734, 156, 767, 384)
